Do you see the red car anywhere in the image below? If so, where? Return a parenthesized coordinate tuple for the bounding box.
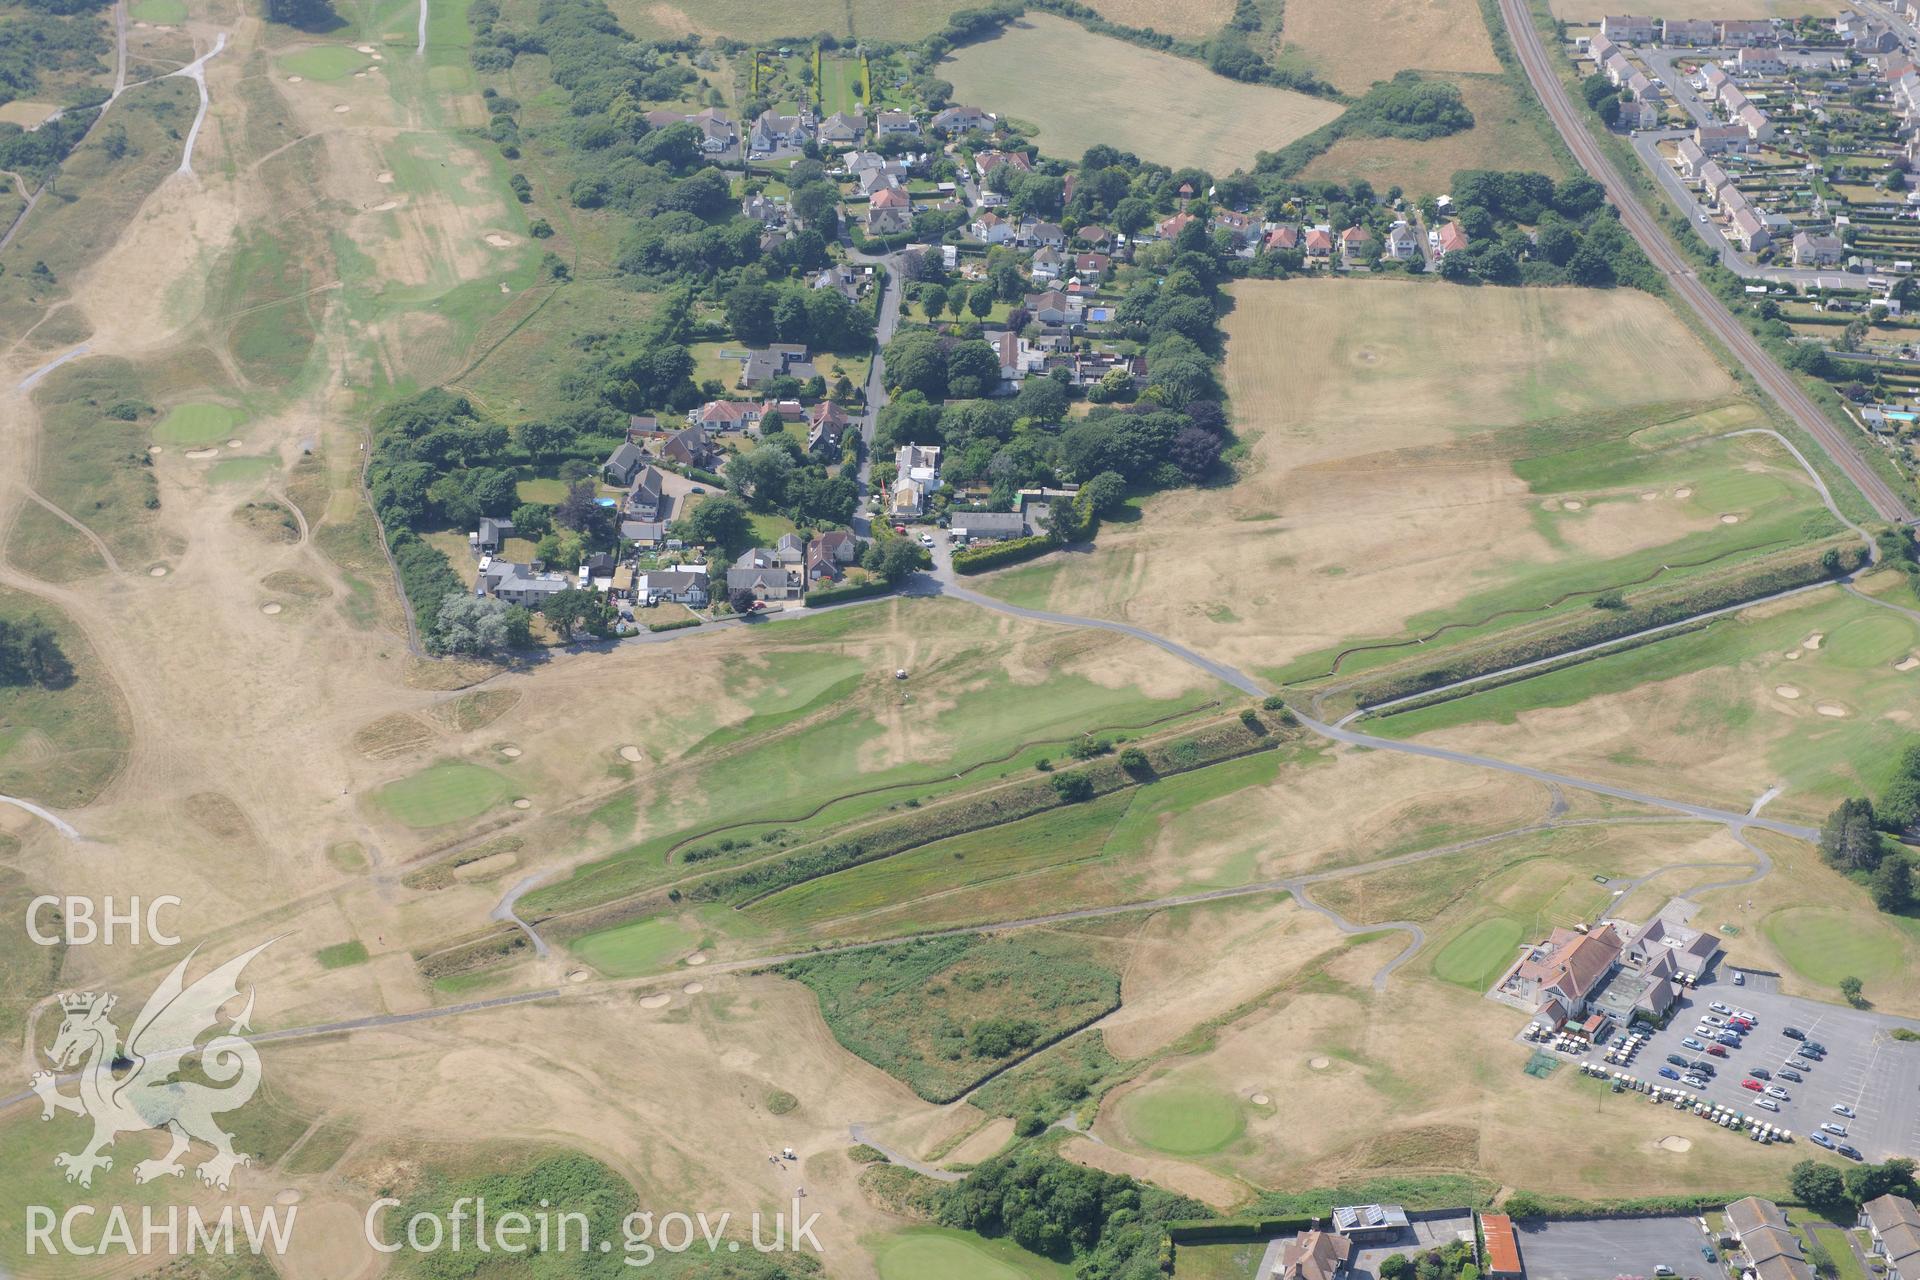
(1741, 1079, 1764, 1091)
(894, 525, 908, 534)
(1707, 1045, 1728, 1058)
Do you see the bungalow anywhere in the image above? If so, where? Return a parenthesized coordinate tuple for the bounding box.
(930, 104, 995, 134)
(620, 519, 665, 547)
(1154, 210, 1197, 241)
(1663, 17, 1716, 43)
(1599, 14, 1657, 41)
(741, 192, 784, 225)
(1725, 1197, 1814, 1280)
(624, 465, 668, 522)
(1432, 220, 1469, 260)
(1338, 225, 1375, 268)
(646, 108, 736, 153)
(874, 108, 918, 137)
(974, 149, 1032, 178)
(604, 440, 650, 486)
(971, 211, 1014, 244)
(949, 510, 1027, 542)
(812, 262, 867, 301)
(694, 400, 761, 433)
(759, 398, 806, 429)
(1031, 245, 1066, 281)
(1384, 220, 1421, 261)
(1728, 205, 1771, 253)
(1860, 1194, 1920, 1280)
(1263, 223, 1300, 253)
(658, 423, 714, 469)
(726, 548, 800, 600)
(1076, 224, 1113, 248)
(1793, 230, 1844, 266)
(816, 110, 865, 147)
(739, 343, 815, 390)
(867, 184, 912, 235)
(749, 107, 815, 155)
(1022, 289, 1081, 327)
(806, 400, 850, 455)
(1212, 209, 1256, 246)
(475, 515, 514, 553)
(1276, 1227, 1352, 1280)
(635, 568, 708, 607)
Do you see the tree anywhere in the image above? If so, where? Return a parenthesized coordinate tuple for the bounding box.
(434, 593, 527, 655)
(0, 617, 72, 688)
(1050, 772, 1094, 803)
(1872, 855, 1912, 913)
(1379, 1256, 1413, 1280)
(1820, 797, 1883, 872)
(866, 537, 923, 584)
(1077, 470, 1128, 517)
(1119, 747, 1149, 776)
(541, 588, 614, 640)
(728, 586, 758, 614)
(946, 284, 968, 319)
(967, 287, 992, 319)
(919, 285, 948, 320)
(518, 419, 574, 462)
(1499, 1192, 1547, 1220)
(1170, 425, 1223, 480)
(1841, 975, 1867, 1007)
(1788, 1159, 1848, 1209)
(677, 494, 751, 550)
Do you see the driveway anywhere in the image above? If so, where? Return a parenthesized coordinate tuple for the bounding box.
(1513, 1215, 1713, 1280)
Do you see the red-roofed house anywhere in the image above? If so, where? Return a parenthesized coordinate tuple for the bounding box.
(1264, 224, 1300, 252)
(1499, 923, 1626, 1025)
(1338, 225, 1375, 268)
(694, 400, 761, 432)
(1155, 211, 1197, 241)
(1432, 221, 1469, 261)
(1303, 227, 1333, 262)
(867, 184, 912, 235)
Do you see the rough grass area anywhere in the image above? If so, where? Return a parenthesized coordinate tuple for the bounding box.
(943, 14, 1342, 173)
(1084, 0, 1232, 36)
(1762, 907, 1903, 988)
(0, 587, 130, 806)
(13, 358, 168, 577)
(316, 940, 371, 969)
(1276, 0, 1499, 94)
(609, 0, 959, 43)
(781, 934, 1121, 1102)
(0, 864, 60, 1044)
(1301, 73, 1566, 195)
(372, 761, 513, 827)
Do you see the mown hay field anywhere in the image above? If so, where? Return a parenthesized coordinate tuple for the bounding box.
(1301, 73, 1567, 195)
(943, 15, 1343, 173)
(1275, 0, 1499, 94)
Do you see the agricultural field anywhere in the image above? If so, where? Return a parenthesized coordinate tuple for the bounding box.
(609, 0, 962, 43)
(943, 15, 1343, 174)
(1301, 72, 1568, 195)
(977, 279, 1833, 697)
(1274, 0, 1500, 95)
(1084, 0, 1234, 37)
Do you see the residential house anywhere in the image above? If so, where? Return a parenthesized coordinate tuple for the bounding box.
(1736, 103, 1772, 141)
(1695, 122, 1752, 152)
(1497, 922, 1626, 1025)
(1076, 224, 1113, 248)
(726, 548, 800, 600)
(1736, 46, 1785, 75)
(774, 532, 808, 565)
(749, 107, 815, 155)
(1860, 1195, 1920, 1280)
(646, 108, 736, 153)
(1432, 221, 1469, 261)
(1663, 17, 1717, 44)
(620, 519, 665, 547)
(812, 262, 868, 302)
(1625, 70, 1662, 104)
(1793, 230, 1844, 266)
(1329, 1205, 1410, 1246)
(739, 344, 816, 390)
(658, 423, 714, 469)
(604, 440, 650, 486)
(1698, 160, 1731, 203)
(1729, 204, 1770, 252)
(816, 110, 865, 147)
(803, 539, 843, 585)
(1020, 220, 1068, 250)
(1697, 63, 1728, 98)
(1725, 1197, 1814, 1280)
(475, 516, 514, 554)
(1602, 51, 1634, 88)
(759, 398, 806, 429)
(477, 559, 569, 608)
(1589, 31, 1615, 62)
(741, 192, 784, 225)
(971, 211, 1014, 244)
(694, 400, 761, 433)
(1031, 245, 1065, 281)
(1073, 251, 1111, 283)
(812, 528, 859, 565)
(625, 414, 659, 439)
(1480, 1214, 1522, 1278)
(624, 465, 668, 522)
(1599, 14, 1657, 41)
(1303, 226, 1334, 262)
(930, 104, 994, 134)
(1338, 225, 1375, 268)
(1716, 18, 1777, 45)
(974, 149, 1032, 178)
(892, 443, 941, 516)
(874, 108, 918, 137)
(1155, 210, 1197, 241)
(1276, 1227, 1352, 1280)
(1212, 208, 1257, 247)
(806, 400, 849, 455)
(949, 510, 1027, 542)
(1675, 137, 1707, 179)
(1022, 289, 1081, 327)
(1263, 223, 1301, 253)
(867, 184, 913, 235)
(635, 568, 708, 606)
(1384, 221, 1421, 261)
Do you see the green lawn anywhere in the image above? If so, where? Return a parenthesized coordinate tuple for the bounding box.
(1117, 1083, 1246, 1156)
(1175, 1241, 1269, 1280)
(568, 917, 697, 977)
(154, 402, 246, 446)
(870, 1228, 1071, 1280)
(130, 0, 187, 20)
(278, 45, 369, 80)
(1432, 916, 1524, 990)
(207, 457, 278, 486)
(1811, 1225, 1868, 1280)
(515, 477, 568, 504)
(1762, 907, 1905, 989)
(372, 762, 514, 828)
(317, 940, 370, 969)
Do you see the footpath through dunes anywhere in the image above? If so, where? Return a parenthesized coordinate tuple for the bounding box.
(975, 279, 1851, 690)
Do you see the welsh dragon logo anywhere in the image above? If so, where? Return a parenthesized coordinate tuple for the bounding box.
(31, 940, 273, 1191)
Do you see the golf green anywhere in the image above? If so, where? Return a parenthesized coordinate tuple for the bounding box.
(131, 0, 187, 22)
(570, 918, 696, 977)
(207, 457, 277, 486)
(1118, 1084, 1244, 1156)
(872, 1229, 1068, 1280)
(278, 46, 368, 80)
(1433, 916, 1524, 989)
(154, 402, 245, 446)
(1762, 907, 1902, 988)
(373, 763, 513, 828)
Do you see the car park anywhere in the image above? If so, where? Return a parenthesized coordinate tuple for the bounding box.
(1834, 1103, 1856, 1117)
(1683, 1037, 1706, 1050)
(1742, 1079, 1764, 1092)
(1811, 1132, 1837, 1149)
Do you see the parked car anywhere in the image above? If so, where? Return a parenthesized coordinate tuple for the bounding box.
(1710, 1002, 1732, 1014)
(1692, 1059, 1716, 1073)
(1729, 1019, 1753, 1031)
(1784, 1026, 1806, 1039)
(1734, 971, 1745, 985)
(1788, 1057, 1814, 1071)
(1811, 1132, 1837, 1150)
(1750, 1067, 1772, 1080)
(1683, 1075, 1708, 1088)
(1701, 1015, 1726, 1027)
(1707, 1045, 1728, 1058)
(1742, 1079, 1764, 1092)
(1839, 1144, 1864, 1161)
(1733, 1008, 1757, 1022)
(1655, 1267, 1676, 1277)
(1660, 1067, 1681, 1080)
(1666, 1053, 1692, 1067)
(1765, 1086, 1788, 1100)
(1822, 1122, 1848, 1136)
(1834, 1103, 1856, 1117)
(1806, 1041, 1828, 1055)
(1702, 1246, 1718, 1264)
(1779, 1069, 1803, 1082)
(1716, 1032, 1742, 1045)
(1757, 1098, 1781, 1112)
(1683, 1037, 1706, 1050)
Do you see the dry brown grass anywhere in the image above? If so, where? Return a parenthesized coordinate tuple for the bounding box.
(943, 15, 1343, 173)
(1277, 0, 1499, 94)
(1085, 0, 1233, 38)
(1301, 73, 1567, 195)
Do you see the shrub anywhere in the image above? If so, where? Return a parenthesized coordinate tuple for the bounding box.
(953, 535, 1053, 574)
(1050, 772, 1094, 803)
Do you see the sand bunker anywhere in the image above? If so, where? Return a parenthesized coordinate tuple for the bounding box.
(1804, 633, 1825, 649)
(512, 798, 531, 809)
(149, 566, 168, 577)
(376, 171, 393, 183)
(287, 75, 303, 82)
(483, 233, 514, 248)
(1817, 703, 1848, 718)
(619, 745, 643, 763)
(370, 52, 383, 59)
(147, 444, 163, 454)
(226, 439, 242, 448)
(1774, 685, 1801, 699)
(354, 71, 367, 78)
(1785, 651, 1801, 661)
(1657, 1135, 1693, 1153)
(568, 969, 589, 983)
(640, 993, 672, 1009)
(1249, 1093, 1271, 1106)
(1897, 656, 1920, 672)
(1309, 1056, 1331, 1070)
(500, 283, 512, 293)
(262, 603, 283, 615)
(1640, 492, 1657, 501)
(685, 952, 708, 966)
(1675, 487, 1693, 498)
(1720, 514, 1740, 524)
(275, 1189, 303, 1206)
(499, 745, 522, 758)
(371, 200, 399, 212)
(356, 43, 375, 51)
(333, 104, 350, 113)
(1563, 500, 1583, 511)
(683, 982, 704, 995)
(186, 447, 220, 459)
